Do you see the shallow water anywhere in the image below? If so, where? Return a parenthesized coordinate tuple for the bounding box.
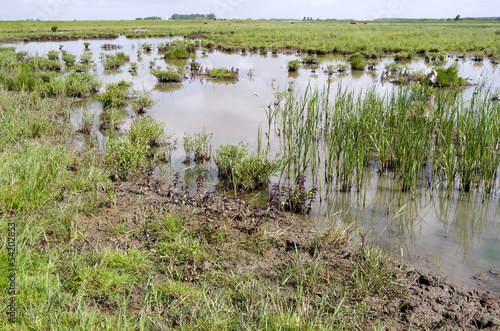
(7, 36, 500, 292)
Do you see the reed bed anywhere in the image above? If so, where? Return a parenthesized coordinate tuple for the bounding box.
(270, 83, 500, 199)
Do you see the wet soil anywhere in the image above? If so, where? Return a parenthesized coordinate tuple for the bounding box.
(72, 176, 500, 330)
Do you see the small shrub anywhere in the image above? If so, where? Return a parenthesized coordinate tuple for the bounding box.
(51, 26, 58, 32)
(97, 81, 132, 108)
(62, 53, 76, 66)
(129, 62, 138, 73)
(287, 59, 300, 71)
(106, 137, 150, 180)
(214, 142, 279, 191)
(129, 115, 175, 149)
(132, 90, 157, 113)
(183, 127, 213, 162)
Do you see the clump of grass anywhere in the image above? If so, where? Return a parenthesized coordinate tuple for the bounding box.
(394, 51, 412, 61)
(207, 68, 238, 79)
(164, 46, 189, 59)
(129, 61, 138, 73)
(80, 53, 93, 64)
(425, 51, 447, 63)
(190, 61, 201, 70)
(106, 116, 173, 179)
(79, 108, 97, 134)
(151, 69, 183, 82)
(183, 127, 213, 162)
(301, 56, 319, 64)
(350, 52, 366, 70)
(97, 80, 132, 108)
(62, 53, 76, 66)
(99, 107, 127, 132)
(37, 71, 101, 98)
(106, 136, 150, 180)
(130, 115, 174, 148)
(27, 56, 62, 71)
(434, 65, 468, 87)
(472, 51, 484, 61)
(287, 59, 300, 71)
(131, 90, 157, 113)
(101, 53, 129, 70)
(47, 50, 59, 60)
(214, 142, 279, 191)
(141, 43, 153, 52)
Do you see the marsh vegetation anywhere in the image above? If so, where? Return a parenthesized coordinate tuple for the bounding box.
(0, 20, 499, 329)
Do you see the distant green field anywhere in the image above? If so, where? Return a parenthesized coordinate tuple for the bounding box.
(1, 19, 500, 54)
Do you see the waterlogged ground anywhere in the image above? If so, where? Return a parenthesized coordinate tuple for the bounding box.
(8, 36, 500, 293)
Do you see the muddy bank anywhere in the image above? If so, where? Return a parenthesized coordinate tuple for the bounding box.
(88, 177, 500, 330)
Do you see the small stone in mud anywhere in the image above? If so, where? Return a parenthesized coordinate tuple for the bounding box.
(473, 273, 486, 281)
(489, 270, 500, 277)
(482, 297, 500, 309)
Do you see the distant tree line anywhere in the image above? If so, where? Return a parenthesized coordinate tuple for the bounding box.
(170, 13, 216, 20)
(135, 16, 162, 20)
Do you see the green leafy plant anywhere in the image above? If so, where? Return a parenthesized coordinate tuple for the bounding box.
(151, 70, 183, 82)
(435, 65, 467, 87)
(183, 127, 213, 162)
(47, 50, 59, 61)
(129, 115, 175, 149)
(214, 142, 279, 191)
(164, 46, 189, 59)
(97, 81, 132, 108)
(350, 53, 366, 70)
(207, 68, 237, 79)
(287, 59, 300, 71)
(132, 90, 157, 113)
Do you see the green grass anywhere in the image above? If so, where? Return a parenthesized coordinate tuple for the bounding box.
(2, 20, 499, 54)
(270, 82, 500, 196)
(0, 19, 498, 330)
(151, 70, 183, 82)
(287, 59, 300, 71)
(207, 68, 237, 79)
(97, 81, 132, 108)
(164, 46, 190, 59)
(183, 127, 213, 162)
(214, 142, 280, 191)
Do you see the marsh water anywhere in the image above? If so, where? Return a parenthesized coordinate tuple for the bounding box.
(7, 36, 500, 292)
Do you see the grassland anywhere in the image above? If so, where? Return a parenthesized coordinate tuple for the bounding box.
(1, 20, 500, 55)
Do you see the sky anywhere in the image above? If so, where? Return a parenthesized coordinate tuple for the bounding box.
(0, 0, 497, 21)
